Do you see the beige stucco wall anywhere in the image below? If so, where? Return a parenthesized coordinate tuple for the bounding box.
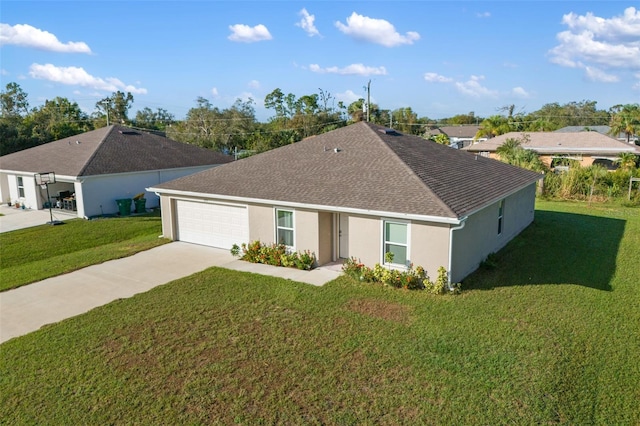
(248, 204, 273, 243)
(347, 215, 381, 266)
(160, 195, 175, 239)
(410, 222, 451, 278)
(451, 183, 537, 282)
(318, 212, 333, 265)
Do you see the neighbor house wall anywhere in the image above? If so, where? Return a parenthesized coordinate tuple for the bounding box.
(451, 183, 537, 283)
(81, 166, 214, 218)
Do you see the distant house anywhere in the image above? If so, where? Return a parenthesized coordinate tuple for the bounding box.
(0, 125, 233, 218)
(424, 125, 485, 149)
(554, 126, 638, 144)
(149, 122, 542, 283)
(464, 131, 640, 170)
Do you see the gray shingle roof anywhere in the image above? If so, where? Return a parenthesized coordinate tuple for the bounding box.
(0, 125, 233, 177)
(425, 125, 480, 139)
(464, 131, 640, 155)
(153, 122, 542, 219)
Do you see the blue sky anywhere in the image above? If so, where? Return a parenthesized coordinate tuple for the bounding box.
(1, 1, 639, 122)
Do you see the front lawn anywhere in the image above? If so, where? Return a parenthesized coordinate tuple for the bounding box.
(0, 212, 169, 292)
(0, 201, 638, 424)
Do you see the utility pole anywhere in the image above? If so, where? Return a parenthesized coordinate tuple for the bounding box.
(366, 80, 371, 122)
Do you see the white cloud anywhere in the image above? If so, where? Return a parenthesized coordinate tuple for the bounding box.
(1, 68, 8, 76)
(477, 12, 491, 18)
(584, 66, 620, 82)
(511, 87, 531, 98)
(28, 63, 147, 94)
(335, 12, 420, 47)
(228, 24, 272, 43)
(211, 87, 219, 97)
(336, 89, 364, 104)
(424, 72, 453, 83)
(296, 8, 320, 37)
(548, 7, 640, 79)
(454, 75, 498, 97)
(0, 23, 91, 53)
(309, 63, 387, 76)
(248, 80, 260, 89)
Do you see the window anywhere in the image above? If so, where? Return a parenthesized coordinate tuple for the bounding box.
(383, 221, 408, 266)
(497, 200, 504, 235)
(17, 176, 25, 198)
(276, 209, 294, 247)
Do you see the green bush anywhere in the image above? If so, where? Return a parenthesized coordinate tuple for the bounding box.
(232, 241, 316, 270)
(341, 257, 458, 293)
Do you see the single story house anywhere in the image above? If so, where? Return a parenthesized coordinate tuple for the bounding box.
(554, 126, 638, 144)
(424, 125, 485, 149)
(149, 122, 542, 283)
(464, 131, 640, 170)
(0, 125, 233, 218)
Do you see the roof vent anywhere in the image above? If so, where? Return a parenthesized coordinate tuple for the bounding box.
(378, 128, 399, 135)
(119, 130, 141, 136)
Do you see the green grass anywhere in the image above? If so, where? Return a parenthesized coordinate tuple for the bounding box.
(1, 201, 639, 424)
(0, 212, 170, 292)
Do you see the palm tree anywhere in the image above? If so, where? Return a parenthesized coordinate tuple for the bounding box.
(475, 115, 510, 139)
(616, 152, 638, 171)
(609, 104, 640, 144)
(495, 137, 521, 162)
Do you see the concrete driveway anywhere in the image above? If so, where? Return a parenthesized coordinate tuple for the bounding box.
(0, 205, 76, 233)
(0, 242, 342, 344)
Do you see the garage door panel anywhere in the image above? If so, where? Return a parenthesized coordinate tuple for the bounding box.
(175, 200, 249, 249)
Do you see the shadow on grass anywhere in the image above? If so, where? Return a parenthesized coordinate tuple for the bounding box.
(464, 210, 626, 291)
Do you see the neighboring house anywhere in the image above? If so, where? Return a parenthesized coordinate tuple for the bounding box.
(464, 131, 640, 170)
(424, 125, 485, 149)
(149, 122, 542, 283)
(554, 126, 638, 144)
(0, 125, 233, 218)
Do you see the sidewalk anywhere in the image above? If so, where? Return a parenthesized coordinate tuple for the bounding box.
(0, 242, 342, 343)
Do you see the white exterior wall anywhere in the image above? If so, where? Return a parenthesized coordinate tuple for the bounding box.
(451, 183, 537, 282)
(79, 166, 215, 218)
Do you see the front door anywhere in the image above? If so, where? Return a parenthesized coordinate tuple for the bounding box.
(339, 214, 349, 258)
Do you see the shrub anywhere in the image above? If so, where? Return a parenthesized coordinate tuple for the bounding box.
(231, 241, 317, 270)
(341, 257, 457, 293)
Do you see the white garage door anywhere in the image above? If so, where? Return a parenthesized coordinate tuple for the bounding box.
(175, 200, 249, 249)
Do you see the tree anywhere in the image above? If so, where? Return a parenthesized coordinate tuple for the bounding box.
(94, 91, 134, 126)
(616, 152, 638, 171)
(27, 97, 92, 143)
(495, 134, 547, 172)
(134, 107, 175, 131)
(609, 104, 640, 144)
(168, 97, 257, 151)
(430, 134, 450, 146)
(475, 115, 510, 139)
(1, 82, 29, 118)
(0, 83, 32, 155)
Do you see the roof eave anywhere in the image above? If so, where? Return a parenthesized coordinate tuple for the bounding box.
(146, 187, 464, 225)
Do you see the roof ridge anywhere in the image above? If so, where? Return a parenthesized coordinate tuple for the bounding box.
(364, 122, 458, 217)
(76, 125, 115, 176)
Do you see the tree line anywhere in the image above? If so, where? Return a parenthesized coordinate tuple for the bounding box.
(1, 81, 639, 156)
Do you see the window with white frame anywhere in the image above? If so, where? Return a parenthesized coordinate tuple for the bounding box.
(17, 176, 25, 198)
(383, 220, 408, 266)
(276, 209, 294, 247)
(497, 200, 504, 235)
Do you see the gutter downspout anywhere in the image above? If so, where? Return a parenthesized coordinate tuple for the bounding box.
(448, 217, 467, 286)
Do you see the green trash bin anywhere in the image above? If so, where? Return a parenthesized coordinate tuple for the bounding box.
(116, 198, 132, 216)
(134, 198, 146, 213)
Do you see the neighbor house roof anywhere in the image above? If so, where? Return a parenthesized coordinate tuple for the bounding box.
(152, 122, 541, 220)
(425, 125, 480, 139)
(0, 125, 233, 177)
(464, 132, 640, 155)
(554, 125, 635, 141)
